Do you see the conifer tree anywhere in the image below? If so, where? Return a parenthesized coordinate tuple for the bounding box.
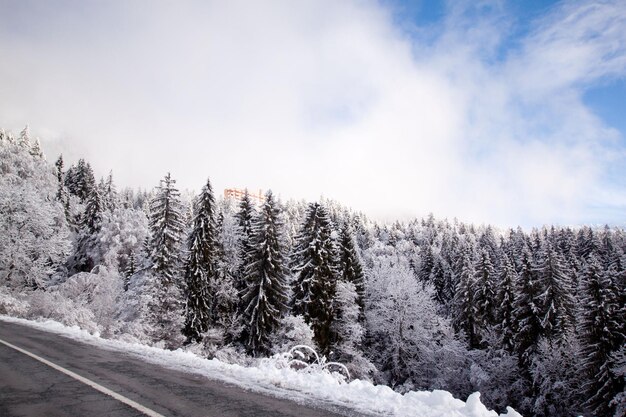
(291, 202, 338, 354)
(183, 178, 218, 342)
(235, 190, 255, 294)
(513, 247, 543, 369)
(83, 185, 104, 235)
(124, 252, 136, 291)
(430, 254, 454, 309)
(241, 191, 289, 355)
(473, 248, 497, 334)
(30, 138, 44, 158)
(65, 158, 96, 203)
(147, 173, 186, 347)
(496, 255, 518, 351)
(453, 250, 480, 348)
(67, 185, 104, 273)
(149, 173, 185, 282)
(54, 155, 71, 223)
(102, 171, 117, 211)
(54, 155, 65, 201)
(337, 221, 365, 313)
(18, 125, 31, 150)
(418, 246, 434, 282)
(534, 242, 575, 340)
(579, 256, 625, 416)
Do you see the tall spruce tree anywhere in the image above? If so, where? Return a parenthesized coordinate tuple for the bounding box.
(241, 191, 289, 355)
(65, 158, 96, 203)
(496, 255, 518, 352)
(212, 210, 240, 342)
(235, 190, 255, 294)
(534, 241, 575, 340)
(291, 202, 338, 354)
(54, 155, 71, 223)
(513, 247, 543, 369)
(579, 255, 625, 416)
(148, 173, 186, 347)
(337, 221, 365, 314)
(183, 178, 218, 342)
(418, 246, 435, 282)
(149, 173, 185, 282)
(473, 248, 497, 333)
(67, 185, 104, 273)
(453, 250, 480, 349)
(83, 185, 104, 235)
(102, 171, 117, 212)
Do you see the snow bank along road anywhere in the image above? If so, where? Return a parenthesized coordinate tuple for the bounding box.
(0, 321, 359, 417)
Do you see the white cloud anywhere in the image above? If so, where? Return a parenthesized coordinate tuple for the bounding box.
(0, 0, 624, 227)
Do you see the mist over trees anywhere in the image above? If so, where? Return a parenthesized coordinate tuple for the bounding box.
(0, 128, 624, 416)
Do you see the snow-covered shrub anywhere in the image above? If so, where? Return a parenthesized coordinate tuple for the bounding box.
(0, 287, 29, 316)
(57, 268, 123, 336)
(263, 345, 351, 384)
(26, 290, 99, 333)
(116, 270, 185, 348)
(271, 315, 316, 354)
(184, 328, 228, 358)
(214, 345, 253, 366)
(114, 271, 157, 344)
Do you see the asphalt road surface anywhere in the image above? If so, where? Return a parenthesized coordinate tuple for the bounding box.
(0, 320, 365, 417)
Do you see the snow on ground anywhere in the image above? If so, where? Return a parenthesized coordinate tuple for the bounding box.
(0, 316, 521, 417)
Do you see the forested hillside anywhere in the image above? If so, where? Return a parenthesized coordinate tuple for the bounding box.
(1, 128, 624, 416)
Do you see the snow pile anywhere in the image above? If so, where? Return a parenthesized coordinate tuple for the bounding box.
(0, 316, 521, 417)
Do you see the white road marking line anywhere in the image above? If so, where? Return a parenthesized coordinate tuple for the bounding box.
(0, 337, 166, 417)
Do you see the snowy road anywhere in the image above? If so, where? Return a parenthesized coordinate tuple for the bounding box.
(0, 321, 354, 417)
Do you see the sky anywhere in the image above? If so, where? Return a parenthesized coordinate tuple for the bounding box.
(1, 0, 625, 228)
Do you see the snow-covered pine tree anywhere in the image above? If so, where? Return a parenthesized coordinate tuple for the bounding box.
(534, 241, 575, 340)
(124, 252, 136, 290)
(54, 155, 72, 224)
(291, 202, 338, 354)
(235, 190, 255, 295)
(513, 247, 543, 370)
(147, 172, 186, 347)
(337, 221, 365, 314)
(478, 226, 499, 265)
(183, 178, 218, 342)
(30, 137, 44, 158)
(330, 280, 371, 377)
(496, 254, 518, 352)
(430, 254, 455, 310)
(102, 171, 117, 212)
(241, 191, 289, 355)
(211, 206, 242, 342)
(473, 248, 497, 339)
(453, 249, 480, 349)
(54, 155, 65, 201)
(149, 173, 185, 281)
(67, 180, 104, 273)
(65, 158, 96, 203)
(418, 246, 434, 282)
(83, 185, 104, 235)
(579, 255, 625, 416)
(18, 125, 31, 150)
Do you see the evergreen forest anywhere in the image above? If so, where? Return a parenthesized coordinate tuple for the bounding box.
(0, 127, 624, 416)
